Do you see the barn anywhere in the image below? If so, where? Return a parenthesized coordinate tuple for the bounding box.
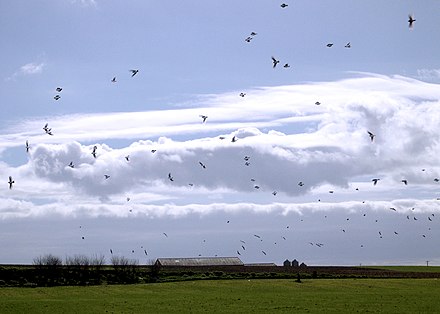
(155, 257, 244, 267)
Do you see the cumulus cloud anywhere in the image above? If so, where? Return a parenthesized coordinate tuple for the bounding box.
(2, 73, 440, 217)
(6, 62, 45, 81)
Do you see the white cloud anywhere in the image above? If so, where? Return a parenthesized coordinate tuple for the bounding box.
(2, 73, 440, 218)
(71, 0, 97, 7)
(416, 69, 440, 82)
(19, 62, 45, 75)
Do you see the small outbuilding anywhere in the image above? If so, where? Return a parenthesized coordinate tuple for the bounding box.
(283, 259, 291, 267)
(292, 259, 299, 267)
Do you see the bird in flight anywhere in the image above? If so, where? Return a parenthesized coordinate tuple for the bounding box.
(239, 92, 246, 97)
(280, 3, 288, 8)
(401, 179, 408, 185)
(130, 69, 139, 77)
(8, 176, 14, 189)
(91, 146, 97, 158)
(283, 63, 290, 68)
(199, 161, 206, 169)
(199, 115, 208, 123)
(25, 141, 30, 153)
(168, 173, 174, 182)
(163, 232, 168, 237)
(53, 95, 61, 101)
(262, 250, 267, 255)
(298, 181, 304, 187)
(372, 178, 380, 185)
(125, 155, 130, 162)
(55, 87, 63, 92)
(68, 161, 74, 168)
(271, 56, 280, 68)
(231, 136, 237, 143)
(272, 191, 277, 196)
(367, 131, 375, 142)
(326, 43, 334, 47)
(244, 36, 253, 43)
(43, 123, 53, 135)
(345, 42, 351, 48)
(104, 175, 110, 179)
(408, 14, 416, 29)
(315, 101, 321, 106)
(111, 77, 117, 83)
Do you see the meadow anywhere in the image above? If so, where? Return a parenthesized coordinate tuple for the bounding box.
(1, 278, 439, 313)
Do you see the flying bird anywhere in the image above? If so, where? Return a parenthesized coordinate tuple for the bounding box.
(280, 3, 288, 8)
(8, 176, 14, 189)
(253, 234, 261, 239)
(262, 250, 267, 255)
(168, 173, 174, 182)
(401, 179, 408, 185)
(298, 181, 304, 187)
(68, 161, 74, 168)
(271, 56, 280, 68)
(125, 155, 130, 162)
(199, 161, 206, 169)
(283, 63, 290, 68)
(25, 141, 30, 153)
(199, 115, 208, 123)
(345, 42, 351, 48)
(231, 136, 237, 142)
(239, 92, 246, 97)
(326, 43, 333, 47)
(250, 32, 257, 36)
(55, 87, 63, 92)
(372, 178, 380, 185)
(272, 191, 277, 196)
(130, 69, 139, 77)
(408, 14, 416, 29)
(244, 36, 253, 43)
(111, 77, 117, 83)
(91, 146, 97, 158)
(53, 95, 61, 101)
(104, 175, 110, 179)
(163, 232, 168, 237)
(315, 101, 321, 106)
(367, 131, 375, 142)
(237, 250, 241, 256)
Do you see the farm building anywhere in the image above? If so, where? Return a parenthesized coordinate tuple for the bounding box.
(244, 263, 277, 267)
(283, 259, 291, 267)
(155, 257, 244, 267)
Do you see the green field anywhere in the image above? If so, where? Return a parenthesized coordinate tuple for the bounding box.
(1, 279, 440, 313)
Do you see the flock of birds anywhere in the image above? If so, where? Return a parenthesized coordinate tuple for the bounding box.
(6, 4, 434, 264)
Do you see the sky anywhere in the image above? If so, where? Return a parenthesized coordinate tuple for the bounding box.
(1, 0, 440, 266)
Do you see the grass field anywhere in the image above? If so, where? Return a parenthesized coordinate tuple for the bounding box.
(1, 279, 440, 313)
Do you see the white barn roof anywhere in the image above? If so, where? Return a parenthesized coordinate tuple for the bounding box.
(156, 257, 244, 266)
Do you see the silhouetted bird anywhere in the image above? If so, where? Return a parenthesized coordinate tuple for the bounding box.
(237, 250, 241, 255)
(68, 161, 74, 168)
(231, 136, 237, 142)
(345, 42, 351, 48)
(408, 14, 416, 29)
(283, 63, 290, 68)
(367, 131, 375, 142)
(298, 181, 304, 187)
(54, 95, 61, 101)
(111, 77, 117, 83)
(262, 250, 267, 255)
(372, 178, 380, 185)
(199, 161, 206, 169)
(168, 173, 174, 182)
(401, 179, 408, 185)
(199, 115, 208, 123)
(130, 69, 139, 77)
(326, 43, 333, 47)
(8, 176, 14, 189)
(163, 232, 168, 237)
(125, 155, 130, 162)
(104, 175, 110, 179)
(271, 56, 280, 68)
(91, 146, 97, 158)
(272, 191, 277, 196)
(239, 92, 246, 97)
(245, 36, 253, 43)
(315, 101, 321, 106)
(56, 87, 63, 92)
(280, 3, 288, 8)
(25, 141, 30, 153)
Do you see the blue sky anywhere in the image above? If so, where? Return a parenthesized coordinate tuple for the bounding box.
(1, 0, 440, 265)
